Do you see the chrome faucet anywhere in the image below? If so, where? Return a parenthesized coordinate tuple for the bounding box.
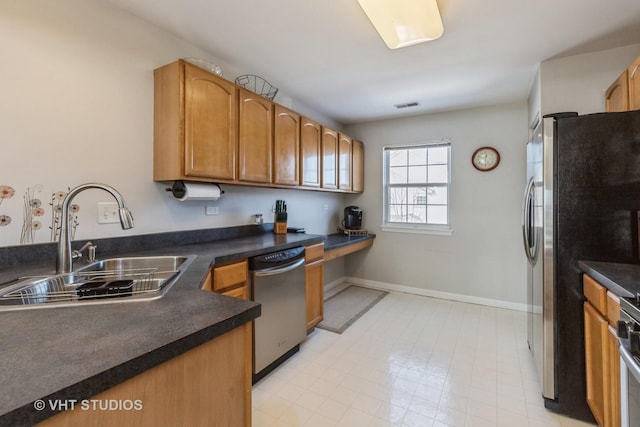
(56, 183, 134, 273)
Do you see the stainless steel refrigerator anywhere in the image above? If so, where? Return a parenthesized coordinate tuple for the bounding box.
(523, 110, 640, 421)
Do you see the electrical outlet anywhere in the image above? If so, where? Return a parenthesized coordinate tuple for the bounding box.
(98, 202, 119, 224)
(205, 206, 219, 216)
(323, 204, 329, 211)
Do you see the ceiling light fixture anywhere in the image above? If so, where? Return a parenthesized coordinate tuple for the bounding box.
(357, 0, 444, 49)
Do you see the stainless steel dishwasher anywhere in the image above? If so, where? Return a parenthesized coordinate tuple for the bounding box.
(249, 246, 306, 383)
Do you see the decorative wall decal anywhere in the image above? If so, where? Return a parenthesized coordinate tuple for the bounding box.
(49, 189, 80, 242)
(21, 185, 44, 244)
(0, 215, 11, 226)
(0, 185, 15, 205)
(0, 185, 15, 231)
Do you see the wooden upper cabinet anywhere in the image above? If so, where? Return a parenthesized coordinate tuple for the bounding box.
(630, 56, 640, 111)
(273, 105, 300, 186)
(606, 70, 629, 113)
(154, 60, 237, 182)
(606, 56, 640, 112)
(238, 88, 272, 183)
(338, 133, 352, 191)
(321, 127, 338, 190)
(352, 139, 364, 193)
(153, 59, 366, 194)
(300, 117, 322, 188)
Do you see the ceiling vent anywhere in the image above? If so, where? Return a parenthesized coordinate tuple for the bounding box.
(394, 101, 420, 109)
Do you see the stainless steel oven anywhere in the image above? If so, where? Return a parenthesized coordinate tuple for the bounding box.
(618, 298, 640, 427)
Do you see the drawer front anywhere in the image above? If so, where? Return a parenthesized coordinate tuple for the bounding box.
(305, 243, 325, 263)
(583, 274, 607, 315)
(213, 260, 248, 292)
(222, 285, 248, 300)
(607, 291, 620, 327)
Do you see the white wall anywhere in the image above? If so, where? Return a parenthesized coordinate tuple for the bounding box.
(345, 103, 529, 308)
(0, 0, 345, 247)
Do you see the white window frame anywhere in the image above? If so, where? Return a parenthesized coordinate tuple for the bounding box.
(381, 140, 453, 236)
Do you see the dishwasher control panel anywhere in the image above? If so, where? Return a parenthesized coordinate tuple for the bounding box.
(249, 247, 305, 270)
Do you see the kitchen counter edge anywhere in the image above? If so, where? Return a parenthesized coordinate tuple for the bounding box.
(578, 260, 640, 298)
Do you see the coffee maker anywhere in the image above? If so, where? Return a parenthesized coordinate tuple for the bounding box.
(343, 206, 363, 230)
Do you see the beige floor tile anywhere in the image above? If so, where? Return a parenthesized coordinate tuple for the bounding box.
(251, 290, 597, 427)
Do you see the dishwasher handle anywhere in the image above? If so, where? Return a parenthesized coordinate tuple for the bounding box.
(253, 258, 305, 277)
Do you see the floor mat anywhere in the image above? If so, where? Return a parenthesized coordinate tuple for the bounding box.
(317, 285, 388, 334)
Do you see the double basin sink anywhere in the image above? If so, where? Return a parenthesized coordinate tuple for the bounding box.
(0, 255, 195, 311)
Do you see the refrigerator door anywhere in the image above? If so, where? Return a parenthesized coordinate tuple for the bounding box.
(526, 119, 553, 401)
(541, 116, 556, 401)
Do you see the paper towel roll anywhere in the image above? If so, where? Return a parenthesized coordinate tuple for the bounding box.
(170, 181, 222, 201)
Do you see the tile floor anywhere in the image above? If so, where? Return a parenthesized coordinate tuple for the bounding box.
(252, 288, 596, 427)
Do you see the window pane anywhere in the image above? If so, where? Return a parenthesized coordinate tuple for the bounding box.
(407, 166, 427, 183)
(427, 186, 447, 205)
(389, 187, 407, 204)
(428, 165, 448, 183)
(408, 148, 427, 166)
(389, 166, 407, 184)
(428, 147, 448, 164)
(408, 187, 427, 205)
(427, 206, 448, 224)
(407, 206, 426, 223)
(389, 150, 407, 167)
(388, 204, 406, 222)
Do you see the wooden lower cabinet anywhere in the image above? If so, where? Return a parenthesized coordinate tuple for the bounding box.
(584, 301, 609, 427)
(305, 243, 325, 333)
(607, 325, 621, 427)
(203, 260, 249, 300)
(583, 275, 621, 427)
(38, 323, 252, 427)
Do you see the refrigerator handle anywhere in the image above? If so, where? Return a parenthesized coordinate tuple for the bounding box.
(522, 177, 536, 265)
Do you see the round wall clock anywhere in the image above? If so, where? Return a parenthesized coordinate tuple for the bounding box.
(471, 146, 500, 171)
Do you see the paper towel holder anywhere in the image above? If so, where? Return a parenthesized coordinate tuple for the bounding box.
(166, 180, 224, 200)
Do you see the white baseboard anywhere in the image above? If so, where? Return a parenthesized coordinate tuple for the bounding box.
(342, 276, 528, 312)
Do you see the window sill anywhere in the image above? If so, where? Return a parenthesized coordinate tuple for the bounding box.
(380, 225, 453, 236)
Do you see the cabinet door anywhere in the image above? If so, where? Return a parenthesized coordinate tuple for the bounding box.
(584, 301, 609, 427)
(300, 117, 322, 188)
(222, 285, 248, 300)
(606, 70, 629, 113)
(321, 127, 338, 189)
(607, 325, 621, 427)
(273, 105, 300, 186)
(352, 139, 364, 193)
(238, 89, 272, 183)
(629, 57, 640, 111)
(305, 259, 324, 333)
(38, 324, 252, 427)
(338, 133, 352, 191)
(184, 63, 237, 180)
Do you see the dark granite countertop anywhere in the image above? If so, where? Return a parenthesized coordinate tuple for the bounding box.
(324, 232, 375, 250)
(0, 231, 324, 426)
(578, 260, 640, 298)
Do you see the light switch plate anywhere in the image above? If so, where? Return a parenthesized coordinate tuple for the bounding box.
(98, 202, 119, 224)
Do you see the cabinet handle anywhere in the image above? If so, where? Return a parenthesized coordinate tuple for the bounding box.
(631, 63, 639, 80)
